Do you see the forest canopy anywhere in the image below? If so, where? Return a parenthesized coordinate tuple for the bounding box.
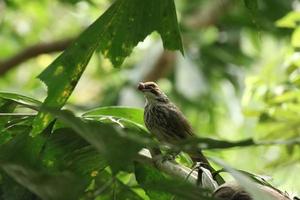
(0, 0, 300, 199)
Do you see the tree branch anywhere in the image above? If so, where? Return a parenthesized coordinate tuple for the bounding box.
(183, 0, 232, 29)
(142, 50, 176, 82)
(0, 38, 74, 76)
(136, 149, 293, 200)
(136, 149, 198, 184)
(0, 0, 231, 77)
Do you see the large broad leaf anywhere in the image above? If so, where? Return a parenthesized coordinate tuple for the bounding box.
(134, 163, 173, 200)
(47, 109, 146, 172)
(42, 128, 107, 178)
(0, 128, 86, 200)
(93, 170, 144, 200)
(0, 99, 17, 130)
(0, 92, 41, 110)
(244, 0, 258, 13)
(211, 159, 281, 200)
(82, 106, 148, 134)
(134, 163, 215, 200)
(178, 137, 255, 150)
(1, 164, 85, 200)
(82, 106, 144, 126)
(31, 0, 183, 136)
(276, 11, 300, 28)
(1, 173, 36, 200)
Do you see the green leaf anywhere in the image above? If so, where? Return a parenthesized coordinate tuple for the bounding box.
(134, 163, 173, 200)
(82, 106, 144, 126)
(0, 99, 17, 130)
(0, 127, 86, 200)
(93, 170, 144, 200)
(244, 0, 258, 13)
(31, 0, 183, 136)
(0, 92, 41, 110)
(179, 137, 255, 150)
(47, 109, 145, 172)
(0, 128, 46, 167)
(234, 170, 284, 195)
(292, 27, 300, 48)
(42, 128, 107, 178)
(2, 164, 85, 200)
(276, 11, 300, 28)
(211, 159, 280, 200)
(134, 163, 214, 200)
(1, 173, 36, 200)
(0, 125, 32, 146)
(82, 106, 148, 133)
(96, 0, 183, 66)
(179, 136, 300, 150)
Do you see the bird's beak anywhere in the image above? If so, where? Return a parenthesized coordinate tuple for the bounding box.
(137, 82, 145, 92)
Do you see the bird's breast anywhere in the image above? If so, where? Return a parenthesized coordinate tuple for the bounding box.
(144, 104, 178, 142)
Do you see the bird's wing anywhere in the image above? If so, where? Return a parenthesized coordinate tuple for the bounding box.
(164, 103, 194, 139)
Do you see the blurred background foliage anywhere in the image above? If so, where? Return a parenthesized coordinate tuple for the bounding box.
(1, 0, 300, 197)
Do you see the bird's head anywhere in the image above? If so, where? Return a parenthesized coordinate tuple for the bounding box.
(138, 82, 169, 103)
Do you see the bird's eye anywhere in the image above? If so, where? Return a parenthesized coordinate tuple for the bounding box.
(150, 89, 159, 96)
(145, 84, 155, 89)
(147, 83, 157, 89)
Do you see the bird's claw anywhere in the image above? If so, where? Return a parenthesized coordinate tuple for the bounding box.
(161, 154, 177, 162)
(153, 153, 178, 163)
(192, 162, 209, 170)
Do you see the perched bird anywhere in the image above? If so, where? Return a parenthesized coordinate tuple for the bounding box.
(138, 81, 223, 184)
(138, 81, 207, 162)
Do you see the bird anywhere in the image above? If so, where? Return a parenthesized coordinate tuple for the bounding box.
(137, 81, 224, 185)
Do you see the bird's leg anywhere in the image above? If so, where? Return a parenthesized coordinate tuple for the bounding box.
(192, 162, 204, 186)
(161, 150, 180, 162)
(194, 162, 219, 190)
(150, 147, 180, 163)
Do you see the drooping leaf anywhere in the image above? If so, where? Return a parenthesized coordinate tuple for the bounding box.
(178, 137, 255, 150)
(211, 158, 281, 200)
(0, 125, 32, 146)
(0, 114, 35, 146)
(0, 99, 17, 130)
(46, 109, 145, 172)
(134, 163, 215, 200)
(95, 0, 183, 66)
(31, 0, 183, 136)
(134, 163, 173, 200)
(82, 106, 148, 133)
(178, 136, 300, 152)
(82, 106, 144, 126)
(42, 128, 107, 178)
(292, 27, 300, 48)
(2, 164, 85, 200)
(0, 128, 46, 167)
(92, 170, 144, 200)
(276, 11, 300, 28)
(0, 126, 86, 200)
(244, 0, 258, 13)
(1, 172, 36, 200)
(0, 92, 41, 110)
(235, 170, 285, 195)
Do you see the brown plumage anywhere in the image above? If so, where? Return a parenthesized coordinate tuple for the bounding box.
(138, 82, 226, 185)
(138, 81, 211, 167)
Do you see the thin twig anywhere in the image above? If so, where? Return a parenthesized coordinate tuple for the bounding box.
(0, 38, 74, 76)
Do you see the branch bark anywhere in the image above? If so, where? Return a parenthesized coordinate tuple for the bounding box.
(183, 0, 232, 29)
(0, 38, 74, 76)
(142, 50, 176, 82)
(0, 0, 231, 77)
(136, 149, 293, 200)
(136, 148, 198, 185)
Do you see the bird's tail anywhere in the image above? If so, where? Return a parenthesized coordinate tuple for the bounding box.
(188, 150, 225, 185)
(189, 150, 210, 166)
